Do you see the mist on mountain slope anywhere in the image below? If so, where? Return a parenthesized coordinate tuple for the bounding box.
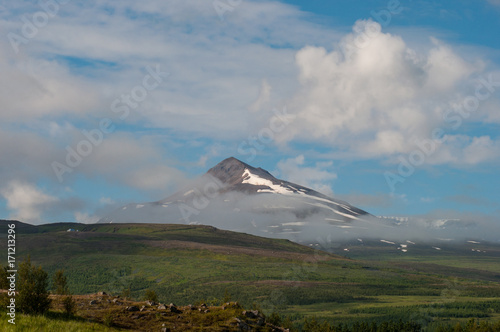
(98, 169, 500, 246)
(179, 190, 500, 245)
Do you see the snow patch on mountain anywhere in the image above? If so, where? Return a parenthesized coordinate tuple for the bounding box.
(242, 169, 294, 195)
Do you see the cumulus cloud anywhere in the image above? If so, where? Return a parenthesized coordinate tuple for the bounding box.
(0, 181, 59, 223)
(282, 20, 496, 166)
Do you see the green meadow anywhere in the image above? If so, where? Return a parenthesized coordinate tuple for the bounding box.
(1, 221, 499, 330)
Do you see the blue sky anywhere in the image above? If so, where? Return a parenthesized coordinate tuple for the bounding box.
(0, 0, 499, 224)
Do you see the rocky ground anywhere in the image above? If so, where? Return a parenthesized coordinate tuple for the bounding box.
(51, 292, 290, 331)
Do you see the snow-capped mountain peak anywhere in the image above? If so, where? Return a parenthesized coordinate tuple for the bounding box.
(99, 157, 372, 240)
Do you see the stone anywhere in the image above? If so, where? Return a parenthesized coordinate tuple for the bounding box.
(158, 304, 167, 310)
(89, 300, 97, 305)
(243, 310, 257, 319)
(238, 320, 251, 331)
(97, 291, 107, 296)
(170, 306, 182, 314)
(127, 306, 140, 312)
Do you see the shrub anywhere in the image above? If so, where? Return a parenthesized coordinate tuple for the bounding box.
(62, 295, 77, 317)
(17, 256, 51, 315)
(52, 270, 69, 295)
(144, 289, 158, 302)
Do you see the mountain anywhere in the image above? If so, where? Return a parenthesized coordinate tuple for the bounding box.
(99, 157, 375, 242)
(99, 157, 498, 244)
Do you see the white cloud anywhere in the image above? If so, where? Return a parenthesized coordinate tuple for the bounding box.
(428, 135, 500, 166)
(249, 79, 272, 113)
(67, 133, 187, 195)
(462, 136, 500, 164)
(0, 3, 496, 172)
(0, 0, 324, 137)
(0, 39, 102, 122)
(0, 181, 58, 224)
(276, 155, 337, 195)
(74, 211, 99, 224)
(282, 20, 491, 165)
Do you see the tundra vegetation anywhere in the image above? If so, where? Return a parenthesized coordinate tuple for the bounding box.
(0, 220, 499, 331)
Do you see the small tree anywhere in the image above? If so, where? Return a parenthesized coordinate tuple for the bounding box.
(143, 289, 158, 302)
(62, 295, 77, 317)
(53, 269, 76, 316)
(52, 269, 69, 295)
(17, 256, 51, 315)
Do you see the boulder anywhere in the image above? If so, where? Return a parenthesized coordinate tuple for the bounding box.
(243, 310, 257, 319)
(236, 318, 251, 331)
(170, 306, 182, 314)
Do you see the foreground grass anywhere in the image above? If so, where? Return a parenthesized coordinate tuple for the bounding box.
(0, 313, 120, 332)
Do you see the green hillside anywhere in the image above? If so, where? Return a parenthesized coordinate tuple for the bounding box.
(1, 220, 500, 330)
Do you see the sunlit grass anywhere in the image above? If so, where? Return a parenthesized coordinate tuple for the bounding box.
(0, 312, 119, 332)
